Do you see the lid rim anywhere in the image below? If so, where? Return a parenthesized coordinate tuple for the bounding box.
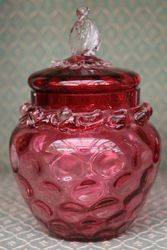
(28, 55, 141, 93)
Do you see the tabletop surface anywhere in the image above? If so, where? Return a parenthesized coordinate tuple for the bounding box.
(0, 171, 167, 250)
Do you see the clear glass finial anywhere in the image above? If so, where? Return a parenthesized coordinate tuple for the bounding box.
(69, 7, 101, 56)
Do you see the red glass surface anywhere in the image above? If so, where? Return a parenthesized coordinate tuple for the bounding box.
(9, 59, 161, 241)
(28, 55, 140, 94)
(9, 9, 160, 241)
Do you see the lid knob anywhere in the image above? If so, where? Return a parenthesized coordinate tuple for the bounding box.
(69, 7, 101, 56)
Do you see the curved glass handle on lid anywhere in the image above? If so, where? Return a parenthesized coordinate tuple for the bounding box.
(69, 7, 101, 56)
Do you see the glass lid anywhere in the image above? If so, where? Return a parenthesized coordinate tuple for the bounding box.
(28, 7, 141, 94)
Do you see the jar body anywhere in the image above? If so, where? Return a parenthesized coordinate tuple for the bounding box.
(9, 102, 160, 241)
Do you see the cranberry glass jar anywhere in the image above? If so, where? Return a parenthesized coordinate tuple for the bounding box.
(9, 8, 161, 241)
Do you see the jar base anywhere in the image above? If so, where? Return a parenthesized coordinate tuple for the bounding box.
(48, 222, 134, 242)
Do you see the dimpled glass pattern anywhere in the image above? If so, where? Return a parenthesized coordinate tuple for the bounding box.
(9, 8, 161, 241)
(10, 100, 160, 241)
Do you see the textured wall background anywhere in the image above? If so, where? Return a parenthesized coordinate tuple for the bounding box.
(0, 0, 166, 171)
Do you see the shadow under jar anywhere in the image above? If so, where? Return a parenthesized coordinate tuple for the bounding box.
(9, 7, 161, 242)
